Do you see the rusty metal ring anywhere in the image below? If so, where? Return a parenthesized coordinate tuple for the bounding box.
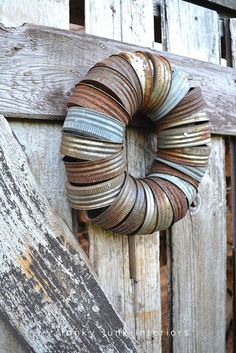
(60, 50, 211, 235)
(88, 173, 137, 230)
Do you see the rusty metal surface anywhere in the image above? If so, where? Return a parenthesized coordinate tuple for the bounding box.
(95, 54, 143, 109)
(156, 145, 211, 166)
(150, 177, 188, 223)
(66, 173, 125, 210)
(63, 150, 126, 184)
(89, 174, 137, 230)
(82, 66, 139, 116)
(145, 178, 174, 230)
(148, 160, 199, 188)
(148, 68, 190, 121)
(67, 83, 130, 125)
(157, 111, 209, 131)
(135, 179, 158, 234)
(149, 173, 197, 205)
(164, 86, 206, 118)
(155, 157, 208, 182)
(60, 132, 122, 160)
(120, 51, 153, 109)
(145, 54, 172, 112)
(157, 122, 211, 148)
(110, 179, 147, 234)
(61, 50, 211, 235)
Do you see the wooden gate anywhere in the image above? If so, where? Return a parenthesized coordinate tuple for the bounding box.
(0, 0, 235, 352)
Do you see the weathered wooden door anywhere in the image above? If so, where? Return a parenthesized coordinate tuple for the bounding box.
(0, 0, 235, 352)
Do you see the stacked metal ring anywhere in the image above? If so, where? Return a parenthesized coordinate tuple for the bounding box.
(60, 51, 211, 235)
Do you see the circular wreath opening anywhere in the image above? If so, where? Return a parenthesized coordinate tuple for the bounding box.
(60, 51, 211, 235)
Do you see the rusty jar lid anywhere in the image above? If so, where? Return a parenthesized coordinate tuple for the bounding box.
(60, 132, 123, 160)
(148, 68, 190, 121)
(110, 179, 147, 235)
(61, 50, 211, 235)
(67, 173, 125, 210)
(88, 173, 138, 230)
(68, 83, 130, 125)
(63, 149, 126, 184)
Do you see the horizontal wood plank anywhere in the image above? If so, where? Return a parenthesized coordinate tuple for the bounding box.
(0, 23, 236, 135)
(187, 0, 236, 13)
(0, 114, 138, 353)
(208, 0, 236, 9)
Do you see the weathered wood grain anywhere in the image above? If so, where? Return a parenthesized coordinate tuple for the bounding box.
(168, 138, 226, 353)
(0, 0, 72, 230)
(86, 0, 155, 46)
(85, 0, 122, 41)
(0, 24, 236, 135)
(163, 0, 220, 62)
(85, 2, 162, 352)
(0, 2, 72, 352)
(163, 1, 227, 352)
(229, 17, 236, 350)
(230, 19, 236, 68)
(10, 120, 72, 227)
(0, 0, 69, 29)
(85, 1, 136, 343)
(126, 127, 161, 353)
(0, 115, 138, 353)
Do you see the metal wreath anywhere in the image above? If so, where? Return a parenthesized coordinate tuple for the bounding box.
(60, 51, 211, 235)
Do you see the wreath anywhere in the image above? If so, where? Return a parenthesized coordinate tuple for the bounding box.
(60, 51, 210, 235)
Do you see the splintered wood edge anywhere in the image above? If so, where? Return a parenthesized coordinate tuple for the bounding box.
(0, 115, 138, 353)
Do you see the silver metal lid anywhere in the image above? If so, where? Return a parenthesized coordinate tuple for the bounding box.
(63, 107, 125, 143)
(148, 69, 190, 121)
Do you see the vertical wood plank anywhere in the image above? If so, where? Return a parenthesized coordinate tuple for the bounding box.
(85, 0, 122, 40)
(0, 1, 70, 353)
(163, 0, 220, 62)
(85, 0, 136, 337)
(169, 138, 226, 352)
(85, 1, 162, 352)
(229, 16, 236, 353)
(0, 0, 69, 29)
(10, 120, 71, 226)
(230, 19, 236, 67)
(126, 128, 161, 353)
(162, 1, 227, 352)
(120, 1, 154, 46)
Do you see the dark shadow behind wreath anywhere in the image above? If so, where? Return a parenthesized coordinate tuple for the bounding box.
(60, 51, 211, 235)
